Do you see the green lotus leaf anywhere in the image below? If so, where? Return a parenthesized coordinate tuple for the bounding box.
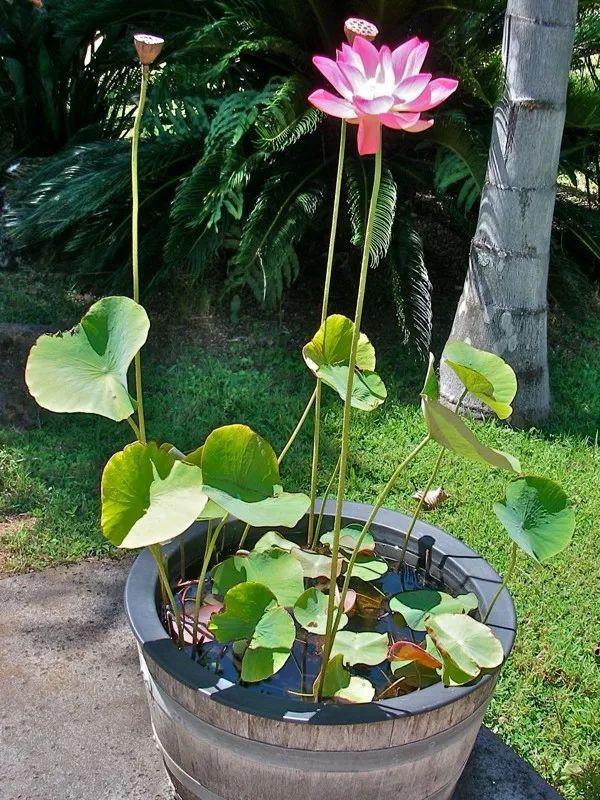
(345, 553, 388, 582)
(201, 424, 309, 527)
(211, 555, 248, 597)
(390, 589, 479, 632)
(320, 523, 375, 554)
(254, 531, 298, 552)
(421, 352, 439, 400)
(443, 341, 517, 420)
(425, 613, 504, 685)
(334, 676, 375, 703)
(162, 443, 227, 520)
(101, 442, 207, 548)
(421, 396, 521, 472)
(294, 549, 340, 579)
(254, 531, 339, 579)
(25, 296, 150, 421)
(202, 424, 279, 501)
(318, 653, 351, 699)
(425, 635, 478, 686)
(493, 475, 575, 563)
(331, 631, 388, 666)
(303, 314, 386, 411)
(293, 587, 348, 635)
(210, 549, 304, 607)
(209, 582, 295, 682)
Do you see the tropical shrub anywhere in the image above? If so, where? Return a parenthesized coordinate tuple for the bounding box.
(4, 1, 599, 355)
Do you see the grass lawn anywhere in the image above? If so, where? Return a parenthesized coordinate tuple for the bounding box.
(0, 270, 599, 799)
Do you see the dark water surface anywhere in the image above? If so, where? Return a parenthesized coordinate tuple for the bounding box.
(166, 541, 450, 703)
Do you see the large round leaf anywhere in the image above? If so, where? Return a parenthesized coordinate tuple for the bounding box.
(331, 631, 388, 666)
(209, 582, 295, 682)
(493, 475, 575, 563)
(202, 424, 279, 501)
(293, 587, 348, 635)
(201, 424, 310, 527)
(25, 296, 149, 421)
(422, 396, 521, 472)
(303, 314, 387, 411)
(425, 613, 504, 683)
(101, 442, 207, 548)
(211, 549, 304, 607)
(443, 341, 517, 420)
(390, 589, 478, 631)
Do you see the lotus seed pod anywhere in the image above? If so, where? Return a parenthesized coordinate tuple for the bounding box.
(134, 33, 165, 66)
(344, 18, 378, 44)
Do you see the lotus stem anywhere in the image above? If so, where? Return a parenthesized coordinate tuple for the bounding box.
(397, 388, 467, 563)
(314, 453, 342, 545)
(398, 448, 445, 564)
(192, 515, 228, 644)
(125, 416, 141, 441)
(326, 435, 431, 661)
(316, 147, 383, 698)
(238, 522, 251, 550)
(179, 537, 186, 581)
(307, 121, 347, 548)
(278, 388, 317, 465)
(483, 542, 518, 623)
(150, 543, 183, 647)
(131, 65, 149, 444)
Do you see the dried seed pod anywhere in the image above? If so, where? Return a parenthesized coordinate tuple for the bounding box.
(344, 17, 378, 44)
(134, 33, 165, 66)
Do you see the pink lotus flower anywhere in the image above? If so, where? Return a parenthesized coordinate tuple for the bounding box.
(308, 36, 458, 156)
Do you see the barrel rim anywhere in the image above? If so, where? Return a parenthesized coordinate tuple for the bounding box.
(125, 499, 516, 725)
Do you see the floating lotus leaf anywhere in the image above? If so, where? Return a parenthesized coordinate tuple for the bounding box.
(209, 582, 295, 682)
(303, 314, 387, 411)
(443, 341, 517, 420)
(210, 548, 304, 607)
(318, 653, 350, 698)
(334, 676, 375, 703)
(425, 613, 504, 686)
(421, 352, 439, 400)
(293, 587, 348, 635)
(331, 631, 388, 666)
(101, 442, 207, 548)
(25, 296, 149, 421)
(254, 531, 340, 579)
(254, 531, 298, 552)
(421, 397, 521, 472)
(390, 589, 479, 631)
(494, 475, 574, 563)
(345, 553, 388, 582)
(320, 523, 375, 554)
(201, 425, 310, 527)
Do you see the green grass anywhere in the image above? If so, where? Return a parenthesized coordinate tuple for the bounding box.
(0, 274, 599, 799)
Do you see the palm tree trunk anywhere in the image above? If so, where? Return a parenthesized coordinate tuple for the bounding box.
(440, 0, 577, 426)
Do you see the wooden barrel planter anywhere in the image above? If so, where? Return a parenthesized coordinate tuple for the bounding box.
(125, 500, 516, 800)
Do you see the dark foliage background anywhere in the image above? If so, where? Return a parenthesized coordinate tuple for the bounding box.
(1, 0, 599, 355)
